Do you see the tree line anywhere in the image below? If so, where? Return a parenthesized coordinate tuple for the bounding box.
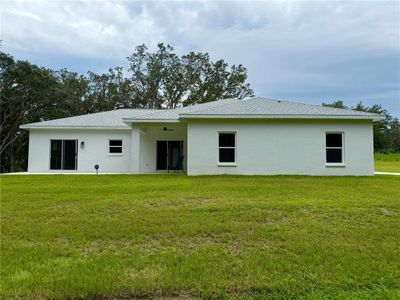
(322, 100, 400, 153)
(0, 43, 254, 172)
(1, 43, 399, 172)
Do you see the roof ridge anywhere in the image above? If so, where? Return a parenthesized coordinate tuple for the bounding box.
(125, 98, 240, 120)
(23, 110, 114, 126)
(21, 108, 158, 128)
(179, 97, 267, 115)
(176, 96, 384, 120)
(181, 98, 241, 114)
(257, 97, 381, 116)
(125, 108, 174, 119)
(125, 108, 167, 118)
(36, 108, 156, 123)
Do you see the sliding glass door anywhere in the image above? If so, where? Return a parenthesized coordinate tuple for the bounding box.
(50, 140, 78, 170)
(50, 140, 62, 170)
(156, 141, 183, 170)
(157, 141, 168, 170)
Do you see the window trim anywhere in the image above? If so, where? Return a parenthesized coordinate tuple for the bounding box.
(108, 139, 123, 156)
(325, 132, 345, 166)
(218, 131, 237, 166)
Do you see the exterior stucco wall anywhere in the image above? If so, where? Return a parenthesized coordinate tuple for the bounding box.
(186, 119, 374, 176)
(131, 124, 187, 173)
(26, 119, 375, 176)
(27, 129, 132, 173)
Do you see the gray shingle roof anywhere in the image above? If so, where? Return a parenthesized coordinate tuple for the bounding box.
(21, 97, 384, 129)
(20, 109, 157, 129)
(180, 97, 384, 119)
(125, 98, 239, 121)
(125, 97, 384, 121)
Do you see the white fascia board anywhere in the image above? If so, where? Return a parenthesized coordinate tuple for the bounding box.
(19, 125, 131, 130)
(178, 114, 385, 122)
(122, 118, 181, 123)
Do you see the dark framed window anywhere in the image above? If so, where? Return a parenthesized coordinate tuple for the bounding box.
(326, 133, 343, 163)
(50, 140, 78, 170)
(109, 140, 122, 154)
(219, 132, 236, 163)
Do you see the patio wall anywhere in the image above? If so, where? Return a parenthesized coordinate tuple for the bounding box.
(131, 123, 187, 173)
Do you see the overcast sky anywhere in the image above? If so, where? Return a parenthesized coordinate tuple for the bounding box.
(1, 0, 399, 116)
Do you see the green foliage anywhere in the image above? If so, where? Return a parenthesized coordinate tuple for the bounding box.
(375, 152, 400, 162)
(0, 52, 65, 172)
(1, 175, 399, 298)
(323, 100, 400, 153)
(354, 102, 400, 153)
(322, 100, 347, 109)
(127, 43, 254, 108)
(0, 45, 253, 171)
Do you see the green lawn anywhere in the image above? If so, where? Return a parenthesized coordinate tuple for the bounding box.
(375, 153, 400, 173)
(1, 175, 399, 299)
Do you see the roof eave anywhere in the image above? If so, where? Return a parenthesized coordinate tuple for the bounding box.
(19, 125, 131, 130)
(123, 118, 180, 124)
(179, 114, 385, 121)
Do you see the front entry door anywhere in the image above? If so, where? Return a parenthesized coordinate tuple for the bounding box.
(156, 141, 183, 170)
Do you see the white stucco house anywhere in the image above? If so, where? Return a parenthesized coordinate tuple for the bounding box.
(20, 97, 384, 176)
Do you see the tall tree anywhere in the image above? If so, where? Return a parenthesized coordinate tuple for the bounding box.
(1, 43, 255, 171)
(353, 102, 399, 152)
(127, 43, 254, 108)
(127, 43, 172, 109)
(322, 100, 348, 109)
(56, 69, 89, 116)
(322, 100, 400, 152)
(0, 52, 63, 171)
(86, 67, 132, 112)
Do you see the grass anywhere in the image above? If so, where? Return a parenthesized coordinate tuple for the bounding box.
(1, 175, 400, 299)
(375, 153, 400, 173)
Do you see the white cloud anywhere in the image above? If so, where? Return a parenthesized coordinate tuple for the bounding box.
(1, 0, 399, 114)
(1, 1, 165, 58)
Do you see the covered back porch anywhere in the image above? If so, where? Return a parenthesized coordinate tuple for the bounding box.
(130, 122, 187, 174)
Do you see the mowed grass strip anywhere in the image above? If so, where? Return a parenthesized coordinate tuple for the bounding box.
(1, 175, 399, 299)
(375, 153, 400, 173)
